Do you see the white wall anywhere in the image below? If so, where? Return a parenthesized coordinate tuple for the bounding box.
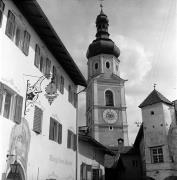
(0, 1, 78, 180)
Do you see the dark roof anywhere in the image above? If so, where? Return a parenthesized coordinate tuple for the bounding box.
(79, 134, 115, 156)
(109, 146, 136, 155)
(133, 124, 144, 148)
(12, 0, 86, 87)
(139, 89, 172, 108)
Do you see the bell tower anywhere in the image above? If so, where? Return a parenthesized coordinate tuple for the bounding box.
(86, 7, 129, 147)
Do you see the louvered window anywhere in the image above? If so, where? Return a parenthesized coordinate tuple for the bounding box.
(13, 95, 23, 124)
(22, 30, 30, 56)
(49, 117, 62, 144)
(33, 106, 43, 134)
(0, 0, 5, 27)
(60, 76, 64, 94)
(5, 10, 15, 39)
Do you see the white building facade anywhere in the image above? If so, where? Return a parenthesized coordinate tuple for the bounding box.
(0, 1, 86, 180)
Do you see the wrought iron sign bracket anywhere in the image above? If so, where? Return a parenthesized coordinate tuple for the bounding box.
(24, 74, 58, 115)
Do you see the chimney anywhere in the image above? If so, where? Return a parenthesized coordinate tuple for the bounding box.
(117, 138, 124, 153)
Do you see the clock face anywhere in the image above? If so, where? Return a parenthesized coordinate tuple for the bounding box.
(103, 109, 117, 124)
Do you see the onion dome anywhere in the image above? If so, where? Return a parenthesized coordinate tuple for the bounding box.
(86, 9, 120, 59)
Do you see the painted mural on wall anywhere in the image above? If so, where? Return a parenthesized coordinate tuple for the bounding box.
(7, 118, 31, 172)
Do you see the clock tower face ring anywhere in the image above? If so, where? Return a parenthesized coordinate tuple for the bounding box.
(103, 109, 117, 124)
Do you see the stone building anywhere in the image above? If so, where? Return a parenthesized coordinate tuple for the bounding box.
(134, 89, 177, 180)
(0, 0, 86, 180)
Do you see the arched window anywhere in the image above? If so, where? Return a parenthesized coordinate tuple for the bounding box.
(106, 61, 110, 69)
(105, 90, 114, 106)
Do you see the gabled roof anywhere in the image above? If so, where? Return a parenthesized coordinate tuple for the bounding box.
(139, 89, 172, 108)
(12, 0, 87, 87)
(79, 134, 115, 156)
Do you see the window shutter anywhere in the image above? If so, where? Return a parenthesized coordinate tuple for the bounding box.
(22, 30, 31, 56)
(58, 123, 62, 144)
(0, 0, 5, 27)
(14, 95, 23, 124)
(45, 58, 51, 78)
(33, 106, 43, 133)
(34, 44, 40, 68)
(67, 130, 71, 148)
(0, 82, 4, 114)
(5, 10, 15, 39)
(74, 93, 78, 108)
(73, 134, 77, 151)
(49, 118, 54, 140)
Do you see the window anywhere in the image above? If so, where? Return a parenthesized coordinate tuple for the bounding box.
(33, 106, 43, 134)
(60, 76, 64, 94)
(109, 126, 113, 131)
(92, 169, 99, 180)
(0, 82, 23, 124)
(34, 44, 40, 68)
(151, 111, 154, 115)
(95, 63, 98, 70)
(106, 61, 110, 69)
(22, 30, 30, 55)
(150, 146, 164, 163)
(5, 10, 15, 39)
(67, 130, 76, 151)
(105, 90, 114, 106)
(0, 0, 5, 27)
(45, 58, 51, 78)
(49, 117, 62, 144)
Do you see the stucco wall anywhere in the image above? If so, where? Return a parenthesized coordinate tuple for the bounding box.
(0, 1, 78, 179)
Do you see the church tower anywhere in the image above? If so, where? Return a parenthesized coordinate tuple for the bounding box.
(86, 7, 129, 147)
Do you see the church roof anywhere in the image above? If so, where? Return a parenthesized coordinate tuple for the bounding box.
(139, 89, 173, 108)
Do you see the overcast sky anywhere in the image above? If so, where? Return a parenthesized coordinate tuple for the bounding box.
(37, 0, 177, 144)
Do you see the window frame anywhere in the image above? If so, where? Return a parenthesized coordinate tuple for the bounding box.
(150, 146, 164, 164)
(105, 90, 114, 106)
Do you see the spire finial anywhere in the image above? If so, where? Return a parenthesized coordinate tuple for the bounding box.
(99, 0, 104, 13)
(153, 83, 157, 90)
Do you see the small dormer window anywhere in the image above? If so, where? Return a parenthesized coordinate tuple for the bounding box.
(106, 62, 110, 69)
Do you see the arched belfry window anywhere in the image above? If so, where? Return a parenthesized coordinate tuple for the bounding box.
(105, 90, 114, 106)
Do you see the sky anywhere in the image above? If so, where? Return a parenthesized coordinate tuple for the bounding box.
(37, 0, 177, 144)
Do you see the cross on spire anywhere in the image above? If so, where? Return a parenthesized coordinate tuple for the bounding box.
(99, 0, 104, 12)
(153, 83, 157, 90)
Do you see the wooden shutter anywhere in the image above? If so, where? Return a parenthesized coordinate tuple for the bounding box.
(67, 130, 71, 148)
(58, 123, 62, 144)
(0, 82, 4, 114)
(34, 44, 40, 68)
(0, 0, 5, 27)
(73, 134, 77, 151)
(14, 95, 23, 124)
(33, 106, 43, 133)
(74, 93, 78, 108)
(45, 58, 51, 78)
(5, 10, 15, 39)
(49, 118, 54, 140)
(22, 30, 31, 55)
